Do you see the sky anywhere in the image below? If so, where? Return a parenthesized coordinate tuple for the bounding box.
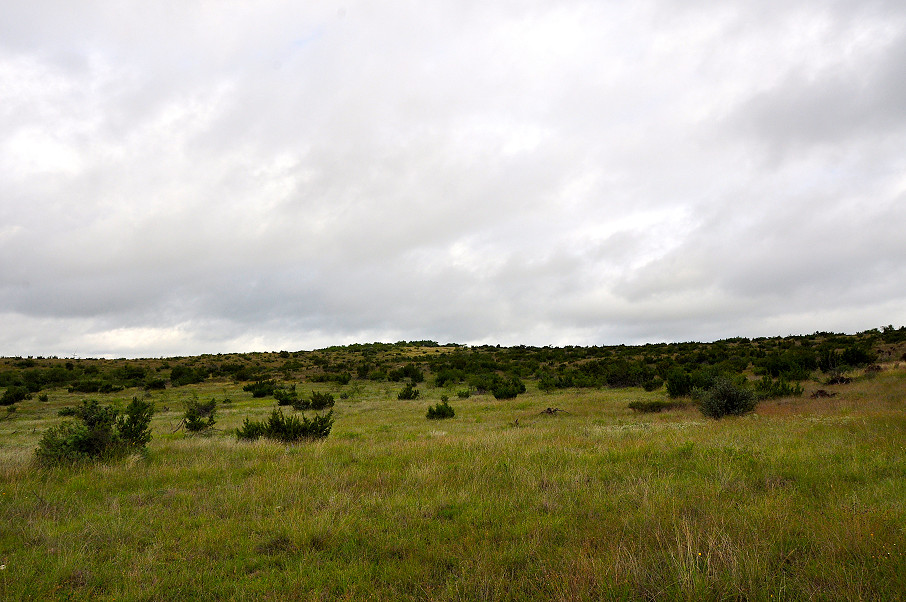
(2, 1, 905, 358)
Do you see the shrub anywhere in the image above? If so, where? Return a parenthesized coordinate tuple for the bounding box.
(491, 377, 525, 400)
(144, 377, 167, 390)
(236, 417, 267, 440)
(36, 398, 154, 465)
(169, 365, 208, 387)
(398, 383, 420, 400)
(236, 409, 333, 442)
(456, 389, 471, 399)
(665, 368, 693, 398)
(697, 377, 757, 419)
(642, 377, 663, 392)
(117, 396, 155, 447)
(426, 399, 455, 420)
(841, 345, 877, 368)
(183, 397, 217, 432)
(753, 376, 803, 400)
(388, 364, 425, 383)
(273, 385, 298, 406)
(1, 386, 28, 406)
(67, 380, 124, 394)
(243, 379, 277, 398)
(628, 400, 684, 413)
(309, 391, 335, 410)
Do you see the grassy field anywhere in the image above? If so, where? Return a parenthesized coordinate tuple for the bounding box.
(1, 365, 905, 600)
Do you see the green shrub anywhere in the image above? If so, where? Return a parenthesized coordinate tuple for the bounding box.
(36, 398, 154, 465)
(117, 397, 155, 447)
(426, 400, 455, 420)
(753, 376, 803, 400)
(841, 345, 877, 368)
(236, 409, 333, 442)
(183, 397, 217, 432)
(1, 386, 29, 406)
(67, 380, 124, 394)
(642, 377, 663, 392)
(243, 379, 277, 398)
(236, 417, 267, 440)
(697, 377, 757, 419)
(169, 365, 209, 387)
(456, 389, 471, 399)
(144, 377, 167, 390)
(491, 377, 525, 400)
(665, 368, 693, 398)
(309, 391, 335, 410)
(388, 364, 424, 382)
(627, 400, 684, 413)
(273, 385, 298, 406)
(398, 383, 420, 400)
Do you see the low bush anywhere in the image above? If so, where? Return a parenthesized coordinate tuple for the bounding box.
(456, 389, 471, 399)
(67, 380, 124, 394)
(1, 386, 29, 406)
(388, 364, 424, 383)
(273, 385, 298, 406)
(697, 377, 757, 419)
(753, 376, 803, 400)
(398, 383, 420, 400)
(144, 377, 167, 390)
(36, 397, 154, 465)
(183, 397, 217, 432)
(627, 400, 684, 413)
(236, 409, 333, 442)
(309, 391, 335, 410)
(665, 368, 693, 398)
(426, 400, 455, 420)
(243, 379, 278, 398)
(642, 377, 663, 392)
(491, 376, 525, 400)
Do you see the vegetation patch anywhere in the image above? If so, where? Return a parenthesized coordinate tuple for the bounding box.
(180, 396, 217, 433)
(398, 383, 420, 400)
(236, 408, 333, 442)
(628, 400, 686, 413)
(426, 399, 455, 420)
(35, 397, 154, 465)
(696, 377, 757, 419)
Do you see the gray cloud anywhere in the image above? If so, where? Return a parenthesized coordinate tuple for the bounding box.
(1, 0, 905, 357)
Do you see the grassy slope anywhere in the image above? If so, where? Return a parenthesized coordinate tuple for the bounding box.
(1, 368, 905, 600)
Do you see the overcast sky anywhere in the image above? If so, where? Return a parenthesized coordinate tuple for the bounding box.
(2, 1, 905, 358)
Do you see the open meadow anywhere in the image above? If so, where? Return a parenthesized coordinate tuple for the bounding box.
(1, 339, 905, 600)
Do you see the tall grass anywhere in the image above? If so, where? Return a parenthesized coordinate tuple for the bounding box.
(1, 370, 905, 599)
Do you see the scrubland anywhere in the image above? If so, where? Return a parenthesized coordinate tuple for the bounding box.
(1, 343, 905, 600)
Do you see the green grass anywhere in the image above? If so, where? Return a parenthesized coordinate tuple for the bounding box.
(2, 370, 905, 600)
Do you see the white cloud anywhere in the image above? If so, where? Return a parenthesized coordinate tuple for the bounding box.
(1, 0, 905, 356)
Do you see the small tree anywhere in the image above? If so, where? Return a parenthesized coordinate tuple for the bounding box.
(117, 396, 156, 447)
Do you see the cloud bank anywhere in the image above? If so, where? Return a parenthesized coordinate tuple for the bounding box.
(2, 1, 905, 357)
